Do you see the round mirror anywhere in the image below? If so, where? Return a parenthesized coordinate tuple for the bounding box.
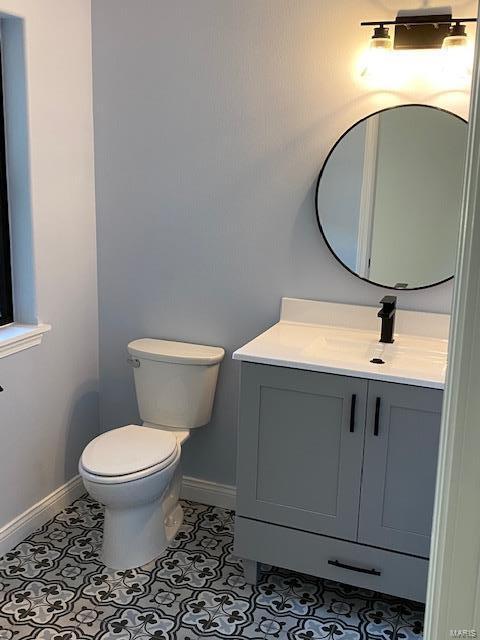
(315, 105, 467, 290)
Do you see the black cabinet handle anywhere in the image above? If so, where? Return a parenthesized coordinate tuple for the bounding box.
(349, 394, 356, 433)
(328, 559, 381, 576)
(374, 397, 381, 436)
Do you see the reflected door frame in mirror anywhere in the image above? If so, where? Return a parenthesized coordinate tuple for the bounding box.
(315, 104, 467, 291)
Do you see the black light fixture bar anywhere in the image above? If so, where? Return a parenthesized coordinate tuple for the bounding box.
(361, 15, 476, 50)
(360, 18, 477, 27)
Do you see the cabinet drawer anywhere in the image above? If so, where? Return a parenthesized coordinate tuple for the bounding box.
(235, 516, 428, 603)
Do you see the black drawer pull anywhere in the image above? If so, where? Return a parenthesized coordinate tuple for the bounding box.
(328, 559, 381, 576)
(374, 397, 381, 436)
(349, 394, 356, 432)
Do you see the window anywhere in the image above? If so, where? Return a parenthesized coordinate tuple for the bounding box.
(0, 47, 12, 327)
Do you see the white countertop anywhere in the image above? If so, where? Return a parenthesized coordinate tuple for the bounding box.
(233, 298, 450, 389)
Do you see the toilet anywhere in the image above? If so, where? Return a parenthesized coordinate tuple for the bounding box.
(79, 338, 224, 570)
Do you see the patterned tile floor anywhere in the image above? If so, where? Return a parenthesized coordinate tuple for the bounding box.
(0, 497, 424, 640)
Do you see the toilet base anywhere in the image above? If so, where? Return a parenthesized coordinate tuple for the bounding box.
(99, 462, 184, 570)
(102, 499, 184, 570)
(102, 498, 164, 570)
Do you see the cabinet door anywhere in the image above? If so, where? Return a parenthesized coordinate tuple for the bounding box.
(236, 363, 368, 541)
(358, 381, 442, 557)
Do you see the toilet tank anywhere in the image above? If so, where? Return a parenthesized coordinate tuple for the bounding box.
(127, 339, 225, 429)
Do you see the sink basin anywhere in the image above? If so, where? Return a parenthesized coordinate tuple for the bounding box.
(302, 327, 448, 380)
(303, 329, 383, 363)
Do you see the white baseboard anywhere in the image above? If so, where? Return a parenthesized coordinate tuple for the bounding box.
(0, 475, 84, 557)
(0, 474, 235, 559)
(181, 475, 236, 510)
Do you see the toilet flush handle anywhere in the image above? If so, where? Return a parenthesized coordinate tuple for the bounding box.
(127, 356, 141, 368)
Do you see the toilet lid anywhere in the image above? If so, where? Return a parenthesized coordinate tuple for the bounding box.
(81, 425, 178, 477)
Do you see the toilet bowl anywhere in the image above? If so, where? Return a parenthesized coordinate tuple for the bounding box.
(79, 338, 224, 570)
(79, 425, 184, 569)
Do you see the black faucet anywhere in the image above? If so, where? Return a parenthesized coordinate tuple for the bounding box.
(378, 296, 397, 344)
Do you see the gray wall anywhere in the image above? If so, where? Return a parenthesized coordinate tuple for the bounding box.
(0, 0, 98, 528)
(92, 0, 474, 486)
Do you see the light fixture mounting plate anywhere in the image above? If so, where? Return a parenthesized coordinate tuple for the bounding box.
(394, 12, 452, 49)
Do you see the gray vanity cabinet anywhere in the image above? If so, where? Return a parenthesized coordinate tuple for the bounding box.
(358, 381, 442, 558)
(235, 362, 443, 601)
(236, 362, 368, 540)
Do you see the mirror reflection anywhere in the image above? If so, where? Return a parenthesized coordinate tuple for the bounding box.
(316, 105, 467, 289)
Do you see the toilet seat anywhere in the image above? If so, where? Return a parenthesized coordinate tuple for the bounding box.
(80, 424, 179, 484)
(79, 447, 180, 485)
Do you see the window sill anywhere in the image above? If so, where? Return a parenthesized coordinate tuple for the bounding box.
(0, 323, 51, 359)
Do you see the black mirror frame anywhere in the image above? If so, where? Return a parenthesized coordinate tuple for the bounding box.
(314, 103, 467, 291)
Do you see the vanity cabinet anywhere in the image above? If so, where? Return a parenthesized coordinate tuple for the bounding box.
(235, 362, 443, 602)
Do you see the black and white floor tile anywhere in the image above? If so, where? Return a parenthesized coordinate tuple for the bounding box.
(0, 497, 424, 639)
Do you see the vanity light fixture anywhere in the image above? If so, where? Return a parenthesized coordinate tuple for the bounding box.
(360, 12, 476, 84)
(442, 22, 472, 81)
(360, 25, 393, 79)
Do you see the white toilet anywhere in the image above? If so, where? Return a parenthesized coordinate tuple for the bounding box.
(79, 338, 224, 570)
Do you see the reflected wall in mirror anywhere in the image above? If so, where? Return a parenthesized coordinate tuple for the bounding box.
(316, 105, 467, 290)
